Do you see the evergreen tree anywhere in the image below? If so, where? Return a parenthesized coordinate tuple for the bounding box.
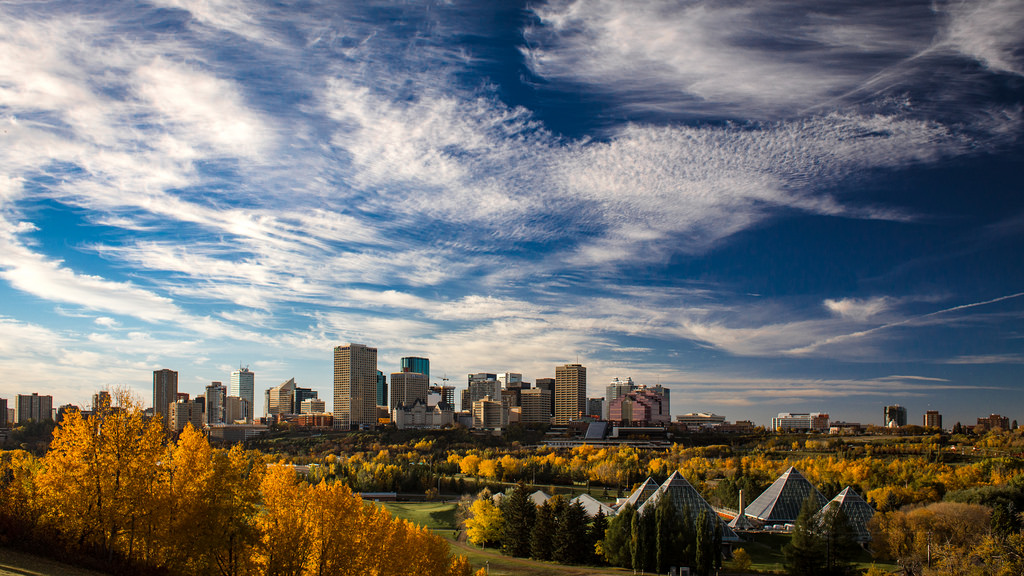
(819, 501, 859, 575)
(530, 498, 557, 561)
(500, 484, 535, 557)
(589, 509, 608, 565)
(784, 494, 827, 576)
(601, 503, 634, 567)
(655, 492, 683, 573)
(713, 514, 723, 571)
(694, 509, 711, 576)
(554, 500, 589, 564)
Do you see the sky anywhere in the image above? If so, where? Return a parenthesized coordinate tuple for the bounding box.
(1, 0, 1022, 428)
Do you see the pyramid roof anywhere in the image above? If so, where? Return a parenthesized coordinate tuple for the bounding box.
(572, 493, 617, 518)
(636, 472, 741, 542)
(745, 467, 827, 523)
(618, 477, 660, 510)
(813, 487, 875, 542)
(727, 512, 757, 531)
(528, 490, 551, 507)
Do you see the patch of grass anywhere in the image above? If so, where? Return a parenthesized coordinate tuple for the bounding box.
(740, 532, 789, 573)
(381, 501, 457, 531)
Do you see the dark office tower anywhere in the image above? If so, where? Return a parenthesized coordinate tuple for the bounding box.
(535, 378, 556, 416)
(153, 369, 178, 429)
(554, 363, 586, 425)
(205, 382, 226, 425)
(376, 370, 387, 407)
(0, 398, 6, 428)
(883, 405, 907, 428)
(401, 357, 430, 380)
(333, 343, 377, 430)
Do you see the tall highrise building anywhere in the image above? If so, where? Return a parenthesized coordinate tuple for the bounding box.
(391, 371, 429, 409)
(883, 405, 907, 427)
(923, 410, 943, 429)
(230, 367, 255, 416)
(604, 377, 636, 419)
(153, 369, 178, 428)
(0, 398, 7, 428)
(554, 363, 586, 425)
(15, 393, 53, 424)
(535, 378, 556, 417)
(334, 343, 378, 430)
(467, 373, 500, 406)
(520, 388, 552, 424)
(205, 382, 226, 426)
(400, 357, 430, 380)
(92, 390, 112, 412)
(376, 370, 388, 407)
(265, 378, 297, 417)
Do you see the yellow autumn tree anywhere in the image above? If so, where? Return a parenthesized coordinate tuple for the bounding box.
(257, 464, 314, 576)
(0, 449, 41, 542)
(35, 391, 167, 564)
(464, 497, 503, 547)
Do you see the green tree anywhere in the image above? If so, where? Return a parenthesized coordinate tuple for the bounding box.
(818, 501, 859, 575)
(531, 498, 557, 561)
(783, 494, 826, 576)
(655, 493, 682, 573)
(554, 500, 589, 564)
(499, 484, 535, 557)
(600, 502, 634, 567)
(588, 509, 608, 565)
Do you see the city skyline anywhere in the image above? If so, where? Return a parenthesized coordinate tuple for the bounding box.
(0, 1, 1022, 427)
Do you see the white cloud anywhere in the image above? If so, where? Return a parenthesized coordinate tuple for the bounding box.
(824, 297, 894, 322)
(524, 0, 933, 117)
(942, 0, 1024, 76)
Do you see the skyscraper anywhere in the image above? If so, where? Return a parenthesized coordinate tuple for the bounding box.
(376, 370, 387, 407)
(153, 369, 178, 428)
(334, 343, 377, 430)
(554, 363, 586, 425)
(400, 357, 430, 380)
(15, 393, 53, 424)
(604, 377, 636, 420)
(230, 367, 255, 415)
(883, 405, 907, 427)
(0, 398, 7, 428)
(535, 377, 556, 416)
(265, 378, 297, 417)
(205, 382, 226, 426)
(390, 371, 429, 409)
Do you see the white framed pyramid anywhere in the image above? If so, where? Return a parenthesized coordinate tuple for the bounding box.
(744, 466, 827, 524)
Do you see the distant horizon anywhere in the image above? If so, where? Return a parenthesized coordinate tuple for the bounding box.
(1, 1, 1022, 430)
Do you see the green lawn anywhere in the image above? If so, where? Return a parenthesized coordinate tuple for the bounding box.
(381, 501, 458, 533)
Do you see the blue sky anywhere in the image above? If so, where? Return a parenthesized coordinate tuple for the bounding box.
(1, 0, 1022, 427)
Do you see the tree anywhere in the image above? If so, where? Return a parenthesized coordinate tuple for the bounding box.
(783, 494, 826, 576)
(531, 498, 557, 560)
(654, 493, 683, 573)
(465, 496, 503, 547)
(554, 500, 589, 564)
(729, 548, 752, 572)
(35, 392, 166, 564)
(600, 502, 634, 567)
(818, 502, 859, 575)
(499, 484, 535, 557)
(588, 509, 608, 565)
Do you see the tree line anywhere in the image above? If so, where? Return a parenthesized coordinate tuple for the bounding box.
(462, 483, 723, 575)
(0, 395, 470, 576)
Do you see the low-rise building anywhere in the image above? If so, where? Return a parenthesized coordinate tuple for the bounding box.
(772, 412, 830, 433)
(676, 413, 726, 429)
(392, 399, 454, 429)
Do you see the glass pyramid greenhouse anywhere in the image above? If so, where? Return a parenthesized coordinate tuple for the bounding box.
(744, 466, 828, 524)
(636, 472, 741, 542)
